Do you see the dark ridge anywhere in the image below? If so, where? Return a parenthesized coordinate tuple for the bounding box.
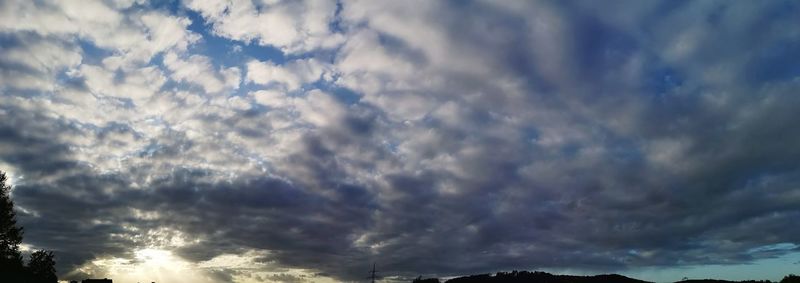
(414, 271, 650, 283)
(413, 271, 800, 283)
(676, 280, 772, 283)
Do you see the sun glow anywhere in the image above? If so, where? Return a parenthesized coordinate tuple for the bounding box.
(74, 249, 217, 283)
(70, 248, 340, 283)
(133, 249, 175, 267)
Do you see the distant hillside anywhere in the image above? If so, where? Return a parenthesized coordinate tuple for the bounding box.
(676, 280, 770, 283)
(414, 271, 650, 283)
(672, 273, 799, 283)
(412, 271, 800, 283)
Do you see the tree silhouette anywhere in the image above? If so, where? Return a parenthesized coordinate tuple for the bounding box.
(28, 249, 57, 283)
(0, 170, 58, 282)
(0, 171, 25, 275)
(781, 274, 800, 283)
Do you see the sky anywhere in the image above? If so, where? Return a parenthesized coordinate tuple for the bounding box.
(1, 0, 800, 282)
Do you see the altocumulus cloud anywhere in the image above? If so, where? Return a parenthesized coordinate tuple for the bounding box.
(1, 0, 800, 282)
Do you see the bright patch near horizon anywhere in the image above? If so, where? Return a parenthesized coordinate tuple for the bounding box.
(70, 249, 213, 283)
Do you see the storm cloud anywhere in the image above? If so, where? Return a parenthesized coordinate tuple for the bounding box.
(1, 0, 800, 282)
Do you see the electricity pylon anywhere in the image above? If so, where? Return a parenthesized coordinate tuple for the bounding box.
(367, 262, 382, 283)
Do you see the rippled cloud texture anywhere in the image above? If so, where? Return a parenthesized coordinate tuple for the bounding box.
(2, 0, 800, 282)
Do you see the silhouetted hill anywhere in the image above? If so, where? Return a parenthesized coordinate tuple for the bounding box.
(414, 271, 800, 283)
(413, 271, 650, 283)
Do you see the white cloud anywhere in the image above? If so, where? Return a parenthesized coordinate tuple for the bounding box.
(79, 64, 166, 103)
(245, 58, 328, 91)
(250, 89, 290, 108)
(0, 0, 198, 66)
(292, 89, 345, 127)
(184, 0, 344, 54)
(1, 37, 82, 75)
(0, 35, 82, 91)
(249, 88, 345, 127)
(335, 29, 416, 79)
(163, 52, 241, 93)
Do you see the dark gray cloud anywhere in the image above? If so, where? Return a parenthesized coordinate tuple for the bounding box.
(1, 0, 800, 282)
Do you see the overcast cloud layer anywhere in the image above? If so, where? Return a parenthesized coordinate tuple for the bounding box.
(2, 0, 800, 282)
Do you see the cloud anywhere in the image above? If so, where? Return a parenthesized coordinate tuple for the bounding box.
(184, 0, 344, 54)
(2, 0, 800, 282)
(0, 33, 82, 91)
(163, 52, 241, 93)
(245, 58, 330, 91)
(79, 63, 167, 104)
(0, 0, 199, 65)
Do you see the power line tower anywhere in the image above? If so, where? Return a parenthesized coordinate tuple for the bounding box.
(367, 262, 382, 283)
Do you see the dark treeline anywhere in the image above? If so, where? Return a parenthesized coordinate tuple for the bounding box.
(413, 271, 800, 283)
(0, 171, 58, 283)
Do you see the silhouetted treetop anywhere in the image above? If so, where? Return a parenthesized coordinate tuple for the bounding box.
(0, 170, 58, 282)
(0, 170, 24, 270)
(29, 249, 57, 283)
(781, 274, 800, 283)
